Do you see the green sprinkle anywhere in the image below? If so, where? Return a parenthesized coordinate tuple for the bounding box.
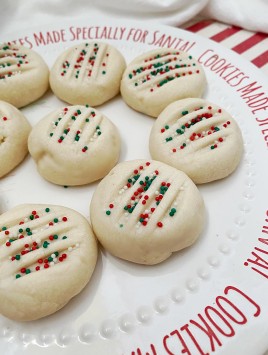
(53, 235, 58, 239)
(48, 256, 53, 262)
(50, 133, 53, 137)
(16, 274, 21, 279)
(30, 215, 34, 220)
(134, 83, 138, 86)
(189, 55, 192, 59)
(15, 255, 20, 260)
(119, 224, 123, 228)
(2, 227, 7, 231)
(26, 228, 30, 232)
(102, 71, 106, 75)
(43, 241, 50, 248)
(211, 146, 215, 150)
(45, 208, 50, 213)
(62, 236, 67, 240)
(54, 218, 59, 223)
(129, 74, 132, 79)
(85, 118, 90, 122)
(182, 111, 188, 115)
(19, 228, 23, 233)
(55, 251, 59, 256)
(25, 269, 31, 274)
(106, 210, 111, 216)
(77, 110, 81, 114)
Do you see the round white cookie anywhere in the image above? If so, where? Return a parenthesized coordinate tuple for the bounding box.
(0, 42, 49, 108)
(149, 98, 244, 184)
(49, 41, 126, 106)
(28, 105, 121, 186)
(0, 204, 98, 321)
(0, 100, 31, 178)
(120, 48, 206, 117)
(90, 159, 205, 265)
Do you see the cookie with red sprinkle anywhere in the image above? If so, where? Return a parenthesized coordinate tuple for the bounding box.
(149, 98, 243, 183)
(0, 42, 49, 108)
(49, 41, 126, 106)
(0, 204, 98, 321)
(90, 159, 205, 265)
(120, 48, 206, 117)
(28, 105, 121, 186)
(0, 100, 31, 178)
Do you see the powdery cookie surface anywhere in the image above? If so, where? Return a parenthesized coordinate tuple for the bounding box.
(90, 159, 205, 265)
(49, 41, 126, 106)
(0, 100, 31, 178)
(0, 204, 98, 321)
(120, 48, 206, 117)
(28, 105, 121, 186)
(0, 42, 49, 108)
(149, 98, 244, 184)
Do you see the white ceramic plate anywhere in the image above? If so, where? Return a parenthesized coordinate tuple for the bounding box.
(1, 16, 268, 355)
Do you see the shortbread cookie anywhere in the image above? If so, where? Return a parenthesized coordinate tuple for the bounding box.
(0, 204, 98, 321)
(28, 105, 121, 186)
(49, 42, 126, 106)
(0, 42, 49, 108)
(149, 98, 244, 184)
(120, 48, 206, 117)
(90, 159, 205, 265)
(0, 100, 31, 178)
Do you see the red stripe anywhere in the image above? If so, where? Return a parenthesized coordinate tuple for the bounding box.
(232, 32, 268, 54)
(251, 50, 268, 68)
(185, 20, 213, 33)
(210, 26, 241, 42)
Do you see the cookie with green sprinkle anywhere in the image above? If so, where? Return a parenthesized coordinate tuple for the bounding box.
(0, 100, 31, 178)
(28, 105, 121, 186)
(0, 42, 49, 108)
(120, 48, 206, 117)
(149, 98, 243, 183)
(0, 204, 98, 321)
(90, 159, 205, 265)
(49, 41, 126, 106)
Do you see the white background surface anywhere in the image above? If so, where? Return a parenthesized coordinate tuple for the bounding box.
(1, 17, 268, 355)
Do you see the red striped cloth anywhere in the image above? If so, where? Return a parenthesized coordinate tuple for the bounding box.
(181, 19, 268, 74)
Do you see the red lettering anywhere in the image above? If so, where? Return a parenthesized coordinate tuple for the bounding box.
(170, 329, 192, 355)
(190, 314, 221, 352)
(205, 306, 235, 337)
(216, 296, 247, 325)
(224, 286, 261, 317)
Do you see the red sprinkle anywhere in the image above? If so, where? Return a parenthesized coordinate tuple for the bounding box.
(5, 242, 11, 247)
(157, 222, 163, 228)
